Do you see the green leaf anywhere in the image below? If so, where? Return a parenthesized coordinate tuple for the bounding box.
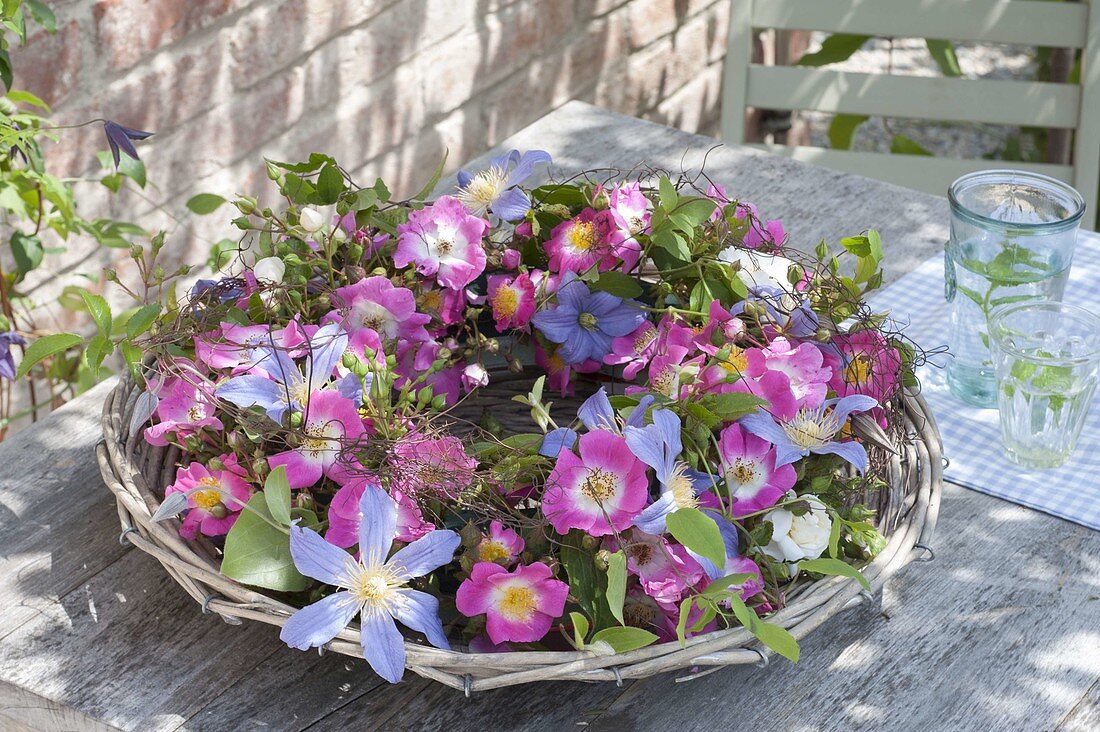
(83, 334, 112, 378)
(186, 193, 227, 215)
(10, 231, 42, 278)
(78, 290, 112, 338)
(798, 34, 870, 67)
(569, 611, 590, 649)
(6, 89, 49, 112)
(590, 626, 659, 654)
(125, 303, 161, 339)
(658, 177, 678, 208)
(411, 149, 449, 201)
(797, 557, 871, 590)
(315, 163, 344, 205)
(890, 134, 933, 156)
(560, 531, 616, 631)
(208, 238, 239, 272)
(264, 465, 292, 526)
(117, 154, 146, 188)
(592, 271, 643, 299)
(673, 198, 720, 228)
(605, 550, 627, 626)
(828, 114, 869, 150)
(926, 39, 962, 77)
(727, 595, 799, 662)
(220, 493, 309, 592)
(651, 228, 691, 261)
(15, 332, 83, 379)
(24, 0, 56, 32)
(666, 507, 725, 570)
(704, 392, 767, 421)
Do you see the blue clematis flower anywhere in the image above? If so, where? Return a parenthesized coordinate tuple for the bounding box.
(531, 274, 645, 365)
(623, 408, 715, 535)
(538, 387, 654, 457)
(456, 149, 551, 221)
(739, 394, 879, 473)
(280, 484, 460, 683)
(215, 323, 361, 422)
(0, 331, 26, 380)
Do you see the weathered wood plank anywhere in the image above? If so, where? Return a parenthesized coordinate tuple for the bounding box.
(0, 378, 126, 639)
(180, 648, 387, 731)
(0, 547, 286, 732)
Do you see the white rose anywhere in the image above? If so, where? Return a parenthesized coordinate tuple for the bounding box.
(253, 256, 286, 284)
(762, 491, 831, 564)
(717, 247, 796, 292)
(299, 206, 325, 233)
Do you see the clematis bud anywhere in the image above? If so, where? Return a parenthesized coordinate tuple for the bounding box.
(814, 328, 832, 343)
(299, 206, 325, 233)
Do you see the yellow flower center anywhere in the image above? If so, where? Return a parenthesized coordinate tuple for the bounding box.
(633, 327, 656, 354)
(435, 238, 454, 255)
(478, 540, 510, 563)
(349, 566, 400, 609)
(491, 286, 519, 318)
(567, 221, 598, 252)
(783, 409, 840, 450)
(580, 467, 617, 501)
(289, 379, 311, 406)
(302, 423, 330, 455)
(845, 353, 873, 386)
(720, 347, 749, 375)
(668, 463, 698, 509)
(420, 290, 443, 312)
(457, 165, 509, 215)
(499, 585, 537, 621)
(193, 489, 222, 511)
(650, 367, 676, 397)
(187, 405, 206, 422)
(623, 600, 656, 628)
(626, 542, 653, 565)
(578, 312, 599, 331)
(730, 458, 759, 485)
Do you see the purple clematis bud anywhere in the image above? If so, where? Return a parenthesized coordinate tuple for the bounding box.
(103, 121, 154, 168)
(0, 331, 26, 380)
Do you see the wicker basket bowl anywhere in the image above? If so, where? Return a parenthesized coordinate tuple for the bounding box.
(98, 370, 942, 693)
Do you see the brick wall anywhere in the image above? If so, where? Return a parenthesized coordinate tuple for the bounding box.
(15, 0, 730, 303)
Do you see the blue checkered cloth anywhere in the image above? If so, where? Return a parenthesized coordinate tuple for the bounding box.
(868, 231, 1100, 531)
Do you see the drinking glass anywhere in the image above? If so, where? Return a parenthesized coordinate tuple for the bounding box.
(945, 170, 1085, 407)
(988, 302, 1100, 469)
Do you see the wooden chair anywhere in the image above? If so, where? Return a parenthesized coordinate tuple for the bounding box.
(720, 0, 1100, 229)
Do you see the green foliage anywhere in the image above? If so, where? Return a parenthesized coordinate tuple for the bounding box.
(14, 332, 82, 379)
(666, 507, 726, 570)
(221, 493, 309, 592)
(560, 530, 617, 632)
(828, 114, 870, 150)
(186, 193, 227, 215)
(798, 34, 870, 67)
(605, 550, 628, 625)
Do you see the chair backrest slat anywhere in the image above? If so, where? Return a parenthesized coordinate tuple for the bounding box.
(753, 0, 1089, 48)
(753, 143, 1076, 196)
(721, 0, 1100, 229)
(747, 67, 1082, 128)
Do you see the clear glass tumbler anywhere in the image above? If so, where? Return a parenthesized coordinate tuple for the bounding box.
(988, 301, 1100, 469)
(945, 170, 1085, 407)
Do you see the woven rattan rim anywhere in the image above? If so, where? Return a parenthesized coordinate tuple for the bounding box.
(98, 371, 943, 693)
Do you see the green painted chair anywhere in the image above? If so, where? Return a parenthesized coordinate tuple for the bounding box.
(720, 0, 1100, 229)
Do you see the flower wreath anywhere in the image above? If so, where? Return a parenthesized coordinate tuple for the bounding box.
(138, 149, 915, 683)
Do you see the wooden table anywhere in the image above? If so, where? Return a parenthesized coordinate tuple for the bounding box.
(2, 102, 1098, 731)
